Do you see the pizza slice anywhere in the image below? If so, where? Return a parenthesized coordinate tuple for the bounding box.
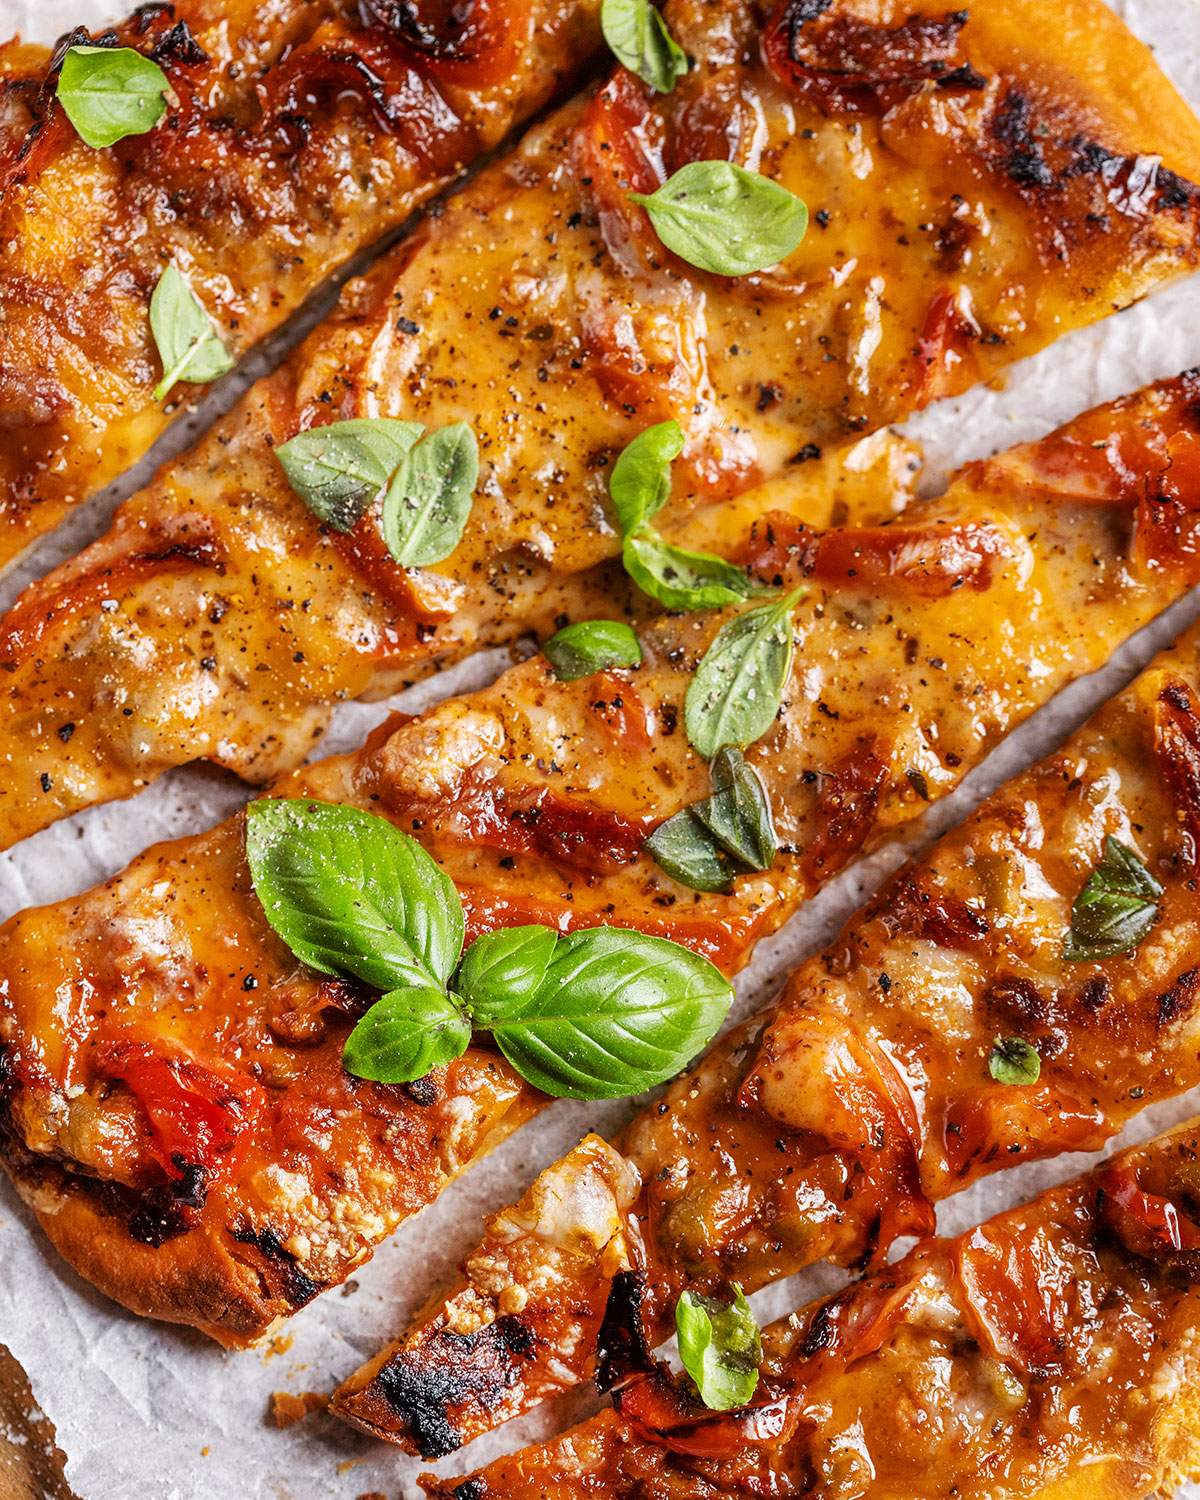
(0, 372, 1197, 1352)
(424, 1119, 1200, 1500)
(4, 0, 1200, 848)
(0, 0, 603, 566)
(332, 454, 1200, 1456)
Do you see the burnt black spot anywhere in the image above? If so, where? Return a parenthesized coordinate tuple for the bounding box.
(149, 20, 209, 66)
(1079, 975, 1111, 1011)
(453, 1483, 487, 1500)
(1157, 968, 1200, 1029)
(985, 975, 1047, 1026)
(371, 1317, 539, 1460)
(230, 1220, 322, 1308)
(128, 1162, 209, 1248)
(991, 90, 1054, 188)
(799, 1299, 838, 1357)
(936, 61, 986, 90)
(595, 1270, 653, 1392)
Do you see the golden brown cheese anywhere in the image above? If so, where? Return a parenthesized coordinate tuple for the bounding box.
(3, 0, 1200, 848)
(0, 0, 603, 564)
(424, 1122, 1200, 1500)
(332, 410, 1200, 1455)
(0, 375, 1198, 1352)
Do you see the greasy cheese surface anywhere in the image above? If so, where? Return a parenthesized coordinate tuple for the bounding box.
(333, 381, 1200, 1456)
(3, 0, 1200, 848)
(0, 376, 1199, 1352)
(425, 1124, 1200, 1500)
(0, 0, 603, 564)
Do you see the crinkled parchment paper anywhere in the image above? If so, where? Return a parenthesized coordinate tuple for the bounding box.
(1, 2, 1200, 1495)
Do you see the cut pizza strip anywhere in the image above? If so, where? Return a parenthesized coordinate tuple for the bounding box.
(0, 0, 604, 566)
(423, 1119, 1200, 1500)
(4, 0, 1200, 849)
(1, 372, 1199, 1353)
(331, 422, 1200, 1455)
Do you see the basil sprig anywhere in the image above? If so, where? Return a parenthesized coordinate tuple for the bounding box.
(543, 619, 642, 681)
(988, 1036, 1041, 1087)
(1062, 835, 1163, 962)
(276, 420, 423, 532)
(646, 747, 776, 892)
(676, 1285, 761, 1410)
(56, 45, 169, 149)
(246, 800, 733, 1099)
(630, 161, 808, 277)
(276, 417, 478, 566)
(685, 590, 804, 760)
(150, 265, 234, 402)
(609, 422, 756, 611)
(601, 0, 688, 94)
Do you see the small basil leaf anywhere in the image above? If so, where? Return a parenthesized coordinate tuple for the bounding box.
(149, 264, 234, 401)
(343, 986, 471, 1083)
(695, 748, 776, 870)
(56, 45, 169, 149)
(610, 420, 684, 535)
(623, 532, 756, 612)
(629, 161, 808, 277)
(454, 926, 558, 1027)
(988, 1036, 1041, 1087)
(275, 418, 423, 532)
(487, 926, 732, 1100)
(685, 589, 804, 760)
(676, 1285, 761, 1411)
(645, 808, 736, 893)
(245, 799, 465, 993)
(601, 0, 688, 93)
(382, 420, 478, 567)
(1062, 835, 1163, 962)
(646, 749, 777, 893)
(543, 619, 643, 681)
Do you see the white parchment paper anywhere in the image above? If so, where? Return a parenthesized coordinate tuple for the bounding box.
(2, 2, 1200, 1495)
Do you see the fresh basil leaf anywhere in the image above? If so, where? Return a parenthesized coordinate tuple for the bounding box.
(676, 1285, 761, 1411)
(245, 799, 464, 993)
(630, 161, 808, 277)
(646, 748, 776, 892)
(382, 421, 478, 567)
(343, 986, 471, 1083)
(685, 589, 804, 760)
(483, 926, 732, 1100)
(543, 619, 643, 681)
(149, 264, 234, 402)
(56, 45, 169, 149)
(1062, 835, 1163, 962)
(610, 420, 684, 535)
(454, 926, 558, 1027)
(601, 0, 688, 94)
(988, 1036, 1041, 1087)
(645, 809, 735, 893)
(695, 748, 776, 869)
(275, 419, 423, 532)
(623, 532, 756, 612)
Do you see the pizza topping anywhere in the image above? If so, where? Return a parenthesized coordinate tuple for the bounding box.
(54, 44, 169, 149)
(646, 747, 778, 893)
(1098, 1163, 1200, 1260)
(543, 620, 643, 681)
(955, 1220, 1074, 1377)
(95, 1040, 266, 1183)
(149, 264, 235, 402)
(1155, 681, 1200, 872)
(246, 799, 733, 1100)
(675, 1285, 762, 1410)
(608, 422, 758, 609)
(987, 1036, 1041, 1086)
(1062, 835, 1162, 963)
(601, 0, 689, 95)
(684, 592, 804, 760)
(763, 1, 975, 116)
(629, 160, 808, 277)
(276, 416, 478, 568)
